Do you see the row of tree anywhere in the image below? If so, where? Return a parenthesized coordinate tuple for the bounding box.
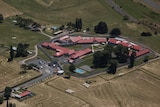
(15, 16, 41, 31)
(8, 43, 29, 62)
(94, 21, 121, 37)
(92, 44, 136, 74)
(66, 18, 82, 31)
(0, 86, 16, 107)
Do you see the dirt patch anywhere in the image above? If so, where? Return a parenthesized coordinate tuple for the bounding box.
(0, 0, 22, 18)
(126, 23, 138, 30)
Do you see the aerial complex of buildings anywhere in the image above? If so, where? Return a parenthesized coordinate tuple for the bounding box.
(41, 35, 150, 63)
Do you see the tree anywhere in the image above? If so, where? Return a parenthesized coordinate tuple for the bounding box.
(143, 55, 149, 63)
(69, 64, 76, 72)
(8, 46, 14, 62)
(7, 102, 16, 107)
(114, 45, 129, 63)
(128, 51, 136, 68)
(0, 94, 4, 104)
(4, 86, 12, 100)
(108, 60, 118, 74)
(141, 32, 152, 36)
(75, 18, 82, 31)
(110, 28, 121, 37)
(15, 43, 29, 57)
(0, 14, 4, 23)
(93, 50, 111, 68)
(94, 21, 108, 34)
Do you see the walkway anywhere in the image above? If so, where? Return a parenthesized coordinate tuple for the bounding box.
(105, 0, 138, 22)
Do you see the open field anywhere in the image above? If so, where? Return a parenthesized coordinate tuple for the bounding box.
(114, 0, 160, 23)
(134, 0, 160, 14)
(0, 0, 22, 18)
(0, 19, 48, 50)
(1, 59, 159, 107)
(3, 0, 160, 54)
(3, 0, 123, 27)
(0, 56, 41, 92)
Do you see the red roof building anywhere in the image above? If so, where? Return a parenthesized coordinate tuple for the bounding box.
(136, 49, 150, 57)
(95, 38, 106, 43)
(71, 48, 92, 59)
(70, 36, 82, 43)
(41, 42, 50, 47)
(19, 91, 30, 98)
(77, 38, 94, 44)
(54, 51, 64, 57)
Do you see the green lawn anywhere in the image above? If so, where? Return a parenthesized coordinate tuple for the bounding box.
(3, 0, 123, 29)
(0, 19, 48, 50)
(114, 0, 160, 23)
(2, 0, 160, 58)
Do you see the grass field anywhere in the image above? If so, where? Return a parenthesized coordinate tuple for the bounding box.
(3, 0, 160, 53)
(114, 0, 160, 23)
(0, 0, 22, 18)
(0, 19, 48, 50)
(2, 59, 160, 107)
(0, 56, 41, 92)
(3, 0, 123, 28)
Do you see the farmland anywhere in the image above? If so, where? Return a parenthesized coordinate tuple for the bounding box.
(1, 59, 160, 107)
(0, 56, 41, 92)
(0, 0, 160, 107)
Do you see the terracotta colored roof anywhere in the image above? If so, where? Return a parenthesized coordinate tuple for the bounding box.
(19, 91, 30, 97)
(136, 49, 150, 57)
(54, 51, 64, 57)
(95, 38, 106, 43)
(108, 38, 118, 44)
(77, 38, 94, 43)
(68, 49, 76, 55)
(41, 42, 50, 47)
(70, 36, 82, 43)
(119, 41, 130, 47)
(59, 35, 69, 41)
(71, 48, 92, 59)
(131, 45, 142, 51)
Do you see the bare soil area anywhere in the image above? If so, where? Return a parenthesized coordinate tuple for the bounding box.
(0, 0, 22, 18)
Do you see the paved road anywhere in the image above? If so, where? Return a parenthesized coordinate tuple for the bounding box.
(142, 0, 160, 10)
(19, 45, 38, 65)
(105, 0, 138, 22)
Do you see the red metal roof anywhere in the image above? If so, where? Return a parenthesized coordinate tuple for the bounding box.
(119, 41, 130, 47)
(77, 38, 94, 43)
(136, 49, 150, 57)
(108, 38, 118, 44)
(59, 35, 69, 41)
(70, 36, 82, 43)
(68, 49, 76, 55)
(71, 48, 92, 59)
(95, 38, 106, 43)
(54, 51, 64, 57)
(131, 45, 142, 51)
(19, 91, 30, 97)
(41, 42, 50, 47)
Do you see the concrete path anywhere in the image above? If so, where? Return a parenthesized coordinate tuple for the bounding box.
(105, 0, 138, 22)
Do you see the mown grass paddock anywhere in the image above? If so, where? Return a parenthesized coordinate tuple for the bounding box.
(1, 60, 159, 107)
(0, 56, 41, 92)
